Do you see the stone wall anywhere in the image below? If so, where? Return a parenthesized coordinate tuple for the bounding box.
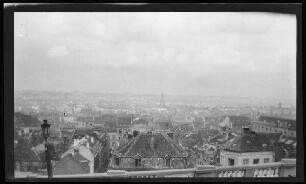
(142, 158, 163, 169)
(111, 156, 187, 170)
(171, 157, 187, 169)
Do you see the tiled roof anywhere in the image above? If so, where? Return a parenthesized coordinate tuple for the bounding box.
(61, 128, 75, 139)
(117, 116, 132, 126)
(222, 133, 274, 152)
(179, 124, 194, 133)
(103, 121, 117, 132)
(153, 115, 171, 123)
(132, 118, 149, 125)
(117, 138, 135, 154)
(118, 133, 187, 157)
(198, 129, 220, 139)
(73, 152, 90, 172)
(73, 127, 105, 138)
(77, 116, 104, 123)
(228, 115, 251, 125)
(53, 153, 90, 173)
(209, 133, 227, 144)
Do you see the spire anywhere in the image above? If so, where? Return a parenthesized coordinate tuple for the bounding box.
(160, 92, 166, 107)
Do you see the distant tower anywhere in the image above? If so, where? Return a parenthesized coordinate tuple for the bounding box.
(278, 102, 282, 109)
(160, 92, 166, 107)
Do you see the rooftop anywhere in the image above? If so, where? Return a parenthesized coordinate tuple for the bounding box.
(222, 132, 275, 152)
(116, 132, 187, 157)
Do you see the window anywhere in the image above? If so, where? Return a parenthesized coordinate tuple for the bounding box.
(115, 158, 120, 166)
(166, 158, 171, 167)
(228, 158, 235, 166)
(243, 159, 249, 165)
(264, 158, 270, 163)
(253, 159, 259, 164)
(135, 158, 141, 167)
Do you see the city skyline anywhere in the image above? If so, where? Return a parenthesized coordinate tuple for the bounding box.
(14, 12, 296, 102)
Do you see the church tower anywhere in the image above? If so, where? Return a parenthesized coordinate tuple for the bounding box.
(160, 92, 166, 107)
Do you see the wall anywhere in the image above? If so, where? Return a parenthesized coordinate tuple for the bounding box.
(142, 158, 163, 169)
(251, 122, 296, 137)
(111, 157, 186, 170)
(172, 157, 187, 169)
(220, 150, 274, 166)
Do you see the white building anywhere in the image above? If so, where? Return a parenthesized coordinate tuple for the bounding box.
(220, 150, 274, 166)
(219, 128, 276, 166)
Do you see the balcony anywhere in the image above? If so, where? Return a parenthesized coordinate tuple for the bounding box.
(27, 158, 295, 178)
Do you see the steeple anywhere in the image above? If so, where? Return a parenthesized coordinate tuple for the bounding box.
(160, 92, 166, 107)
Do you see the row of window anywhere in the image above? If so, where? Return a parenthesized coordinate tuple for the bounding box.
(115, 158, 171, 167)
(242, 158, 270, 165)
(252, 124, 294, 136)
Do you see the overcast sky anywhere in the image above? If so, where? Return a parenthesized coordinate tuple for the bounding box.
(14, 12, 296, 101)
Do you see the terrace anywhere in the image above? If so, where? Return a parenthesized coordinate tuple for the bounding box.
(27, 158, 295, 178)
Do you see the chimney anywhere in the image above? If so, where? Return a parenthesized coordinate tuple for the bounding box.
(91, 137, 94, 143)
(74, 138, 77, 147)
(74, 148, 79, 155)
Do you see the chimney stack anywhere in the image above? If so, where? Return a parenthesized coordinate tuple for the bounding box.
(74, 138, 77, 147)
(74, 148, 79, 155)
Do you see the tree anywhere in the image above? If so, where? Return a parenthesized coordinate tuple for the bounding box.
(14, 137, 31, 168)
(96, 133, 110, 173)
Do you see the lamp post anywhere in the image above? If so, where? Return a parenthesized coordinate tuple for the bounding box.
(41, 120, 53, 179)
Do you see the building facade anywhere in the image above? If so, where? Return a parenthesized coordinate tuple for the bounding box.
(220, 150, 274, 166)
(250, 116, 296, 137)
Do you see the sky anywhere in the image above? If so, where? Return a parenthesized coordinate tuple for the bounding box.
(14, 12, 296, 102)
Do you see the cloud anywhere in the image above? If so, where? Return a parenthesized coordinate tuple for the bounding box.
(14, 12, 296, 102)
(46, 46, 68, 57)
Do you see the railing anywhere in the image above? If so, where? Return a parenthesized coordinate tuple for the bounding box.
(194, 158, 296, 178)
(27, 159, 295, 178)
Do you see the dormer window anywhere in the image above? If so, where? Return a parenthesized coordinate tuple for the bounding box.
(115, 157, 120, 166)
(134, 154, 142, 167)
(166, 158, 171, 167)
(135, 158, 141, 167)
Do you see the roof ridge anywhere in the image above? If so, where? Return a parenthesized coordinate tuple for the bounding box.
(117, 138, 135, 153)
(161, 133, 182, 156)
(124, 134, 142, 156)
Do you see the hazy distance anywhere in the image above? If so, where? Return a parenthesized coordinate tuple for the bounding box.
(14, 12, 296, 105)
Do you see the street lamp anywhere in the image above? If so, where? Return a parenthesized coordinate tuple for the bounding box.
(41, 120, 53, 179)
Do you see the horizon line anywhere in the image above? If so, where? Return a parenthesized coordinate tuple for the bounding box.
(14, 89, 296, 101)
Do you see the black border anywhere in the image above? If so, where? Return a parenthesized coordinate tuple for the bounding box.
(3, 3, 303, 183)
